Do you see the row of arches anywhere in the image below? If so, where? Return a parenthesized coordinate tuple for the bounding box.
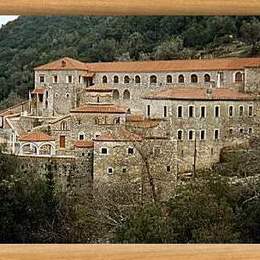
(102, 71, 244, 85)
(18, 142, 56, 156)
(112, 89, 130, 100)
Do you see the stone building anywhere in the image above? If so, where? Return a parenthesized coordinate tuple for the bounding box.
(1, 56, 260, 184)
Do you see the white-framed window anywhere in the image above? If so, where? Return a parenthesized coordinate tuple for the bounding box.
(188, 105, 195, 118)
(150, 75, 157, 84)
(166, 75, 173, 84)
(177, 106, 183, 118)
(188, 130, 195, 140)
(214, 106, 220, 118)
(107, 167, 113, 175)
(66, 93, 70, 98)
(228, 105, 234, 117)
(200, 106, 206, 118)
(78, 132, 85, 140)
(147, 105, 151, 117)
(53, 75, 58, 83)
(100, 147, 108, 155)
(214, 129, 220, 140)
(113, 75, 119, 84)
(102, 75, 108, 84)
(66, 75, 73, 84)
(177, 129, 183, 140)
(191, 74, 198, 83)
(239, 105, 244, 117)
(39, 75, 45, 83)
(234, 71, 243, 83)
(248, 105, 254, 117)
(135, 75, 141, 84)
(128, 147, 134, 155)
(200, 129, 206, 140)
(163, 106, 168, 118)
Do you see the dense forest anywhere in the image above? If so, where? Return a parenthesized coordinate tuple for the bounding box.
(1, 16, 260, 108)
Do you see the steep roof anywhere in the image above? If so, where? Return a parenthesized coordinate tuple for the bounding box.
(70, 104, 128, 114)
(94, 128, 142, 142)
(144, 87, 255, 101)
(74, 140, 94, 149)
(34, 57, 88, 71)
(35, 57, 260, 73)
(18, 132, 55, 142)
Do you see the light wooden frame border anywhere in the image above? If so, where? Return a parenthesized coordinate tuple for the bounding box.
(1, 0, 260, 259)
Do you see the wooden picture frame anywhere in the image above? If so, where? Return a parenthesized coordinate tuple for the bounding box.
(0, 1, 260, 259)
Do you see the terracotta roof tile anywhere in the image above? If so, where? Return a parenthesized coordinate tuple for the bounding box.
(74, 140, 94, 148)
(35, 57, 260, 73)
(32, 87, 46, 95)
(18, 132, 55, 142)
(35, 57, 88, 71)
(70, 104, 128, 114)
(144, 87, 255, 101)
(94, 128, 142, 142)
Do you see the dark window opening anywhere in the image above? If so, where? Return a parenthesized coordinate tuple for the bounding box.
(178, 75, 184, 83)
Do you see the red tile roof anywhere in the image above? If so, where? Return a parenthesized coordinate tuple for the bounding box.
(144, 87, 255, 101)
(35, 57, 260, 73)
(94, 128, 142, 142)
(18, 132, 55, 142)
(34, 57, 88, 71)
(70, 104, 128, 114)
(32, 87, 46, 95)
(74, 140, 94, 148)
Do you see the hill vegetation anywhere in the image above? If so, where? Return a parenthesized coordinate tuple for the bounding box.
(1, 16, 260, 108)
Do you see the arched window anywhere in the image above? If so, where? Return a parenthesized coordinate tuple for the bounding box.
(112, 89, 119, 100)
(235, 72, 243, 83)
(135, 75, 141, 84)
(204, 74, 211, 83)
(150, 75, 157, 84)
(167, 75, 173, 84)
(178, 74, 184, 83)
(191, 74, 198, 83)
(177, 130, 183, 140)
(102, 75, 108, 84)
(114, 75, 119, 84)
(78, 132, 85, 140)
(60, 121, 67, 131)
(123, 89, 130, 100)
(124, 75, 130, 84)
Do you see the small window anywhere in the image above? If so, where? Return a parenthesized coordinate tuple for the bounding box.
(229, 106, 234, 117)
(177, 130, 183, 140)
(200, 106, 206, 118)
(147, 105, 151, 117)
(166, 75, 172, 84)
(163, 106, 168, 117)
(135, 75, 141, 84)
(229, 128, 233, 135)
(124, 75, 130, 84)
(128, 147, 134, 155)
(188, 130, 194, 140)
(177, 106, 183, 118)
(249, 128, 253, 134)
(215, 106, 220, 118)
(204, 74, 211, 83)
(178, 74, 184, 83)
(107, 167, 113, 175)
(191, 74, 198, 83)
(102, 75, 108, 84)
(211, 148, 214, 155)
(235, 72, 243, 83)
(114, 75, 119, 84)
(67, 75, 73, 83)
(66, 93, 70, 98)
(214, 129, 219, 140)
(101, 148, 108, 155)
(60, 121, 67, 131)
(53, 75, 58, 83)
(248, 105, 253, 117)
(122, 167, 127, 173)
(239, 106, 244, 117)
(123, 89, 130, 100)
(113, 90, 119, 100)
(200, 130, 206, 140)
(166, 166, 171, 172)
(239, 128, 244, 134)
(150, 75, 157, 84)
(78, 133, 85, 140)
(40, 75, 45, 83)
(188, 106, 194, 118)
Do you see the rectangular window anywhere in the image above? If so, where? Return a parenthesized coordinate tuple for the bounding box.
(239, 106, 244, 117)
(163, 106, 167, 117)
(177, 106, 183, 118)
(101, 147, 108, 155)
(249, 128, 253, 134)
(128, 147, 134, 155)
(147, 105, 150, 117)
(59, 136, 65, 148)
(200, 130, 206, 140)
(166, 166, 171, 172)
(214, 129, 219, 140)
(53, 75, 58, 83)
(107, 167, 113, 174)
(67, 75, 73, 83)
(229, 106, 234, 117)
(188, 106, 194, 118)
(177, 130, 183, 140)
(200, 106, 206, 118)
(40, 75, 45, 83)
(188, 130, 194, 140)
(214, 106, 220, 118)
(249, 105, 253, 117)
(229, 128, 233, 135)
(239, 128, 244, 134)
